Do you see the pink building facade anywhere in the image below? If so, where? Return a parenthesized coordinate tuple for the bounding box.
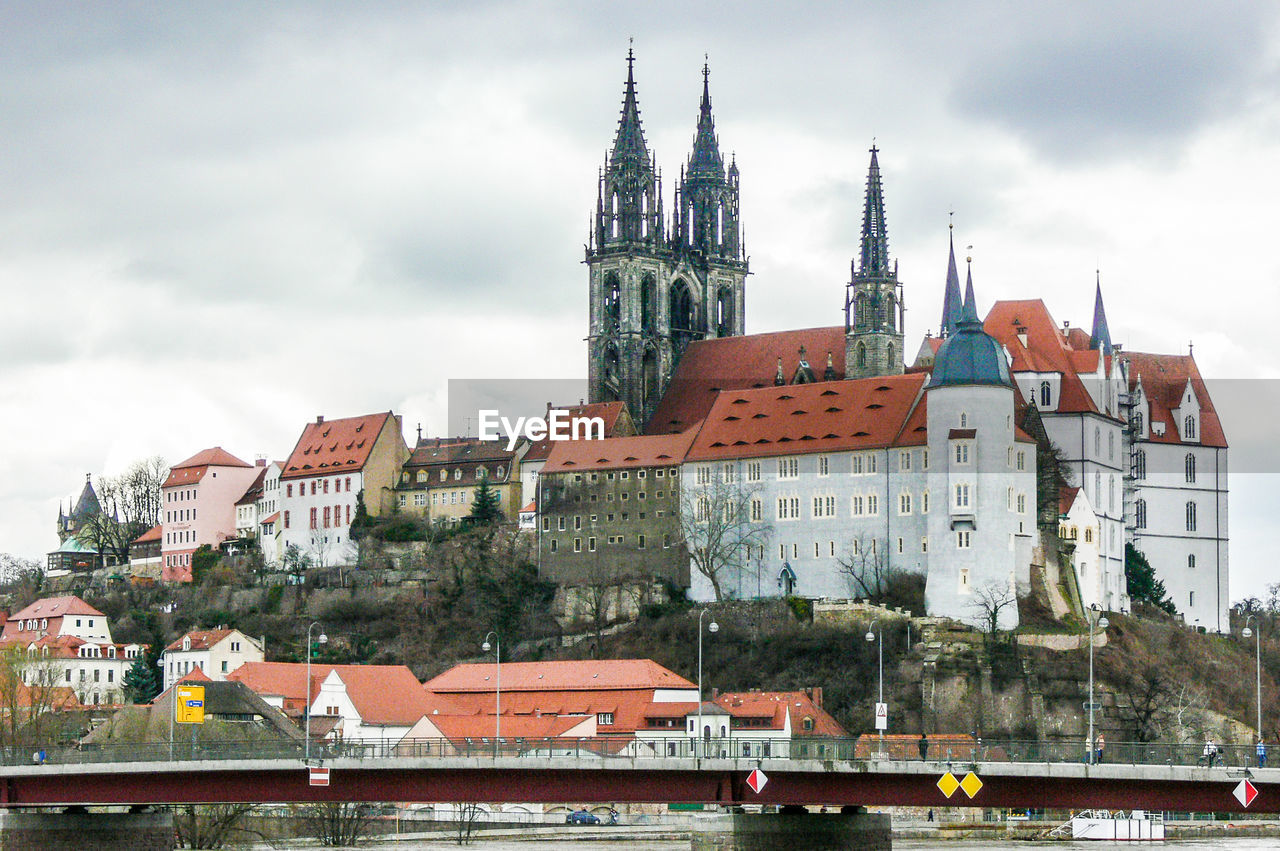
(161, 448, 262, 582)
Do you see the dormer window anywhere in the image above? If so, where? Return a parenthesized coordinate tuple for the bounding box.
(454, 469, 462, 481)
(1040, 381, 1051, 407)
(182, 637, 191, 651)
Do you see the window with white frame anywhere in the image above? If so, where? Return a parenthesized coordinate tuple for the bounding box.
(746, 461, 761, 482)
(1185, 415, 1197, 440)
(723, 463, 737, 483)
(778, 458, 799, 479)
(696, 465, 712, 485)
(850, 495, 865, 516)
(813, 495, 837, 518)
(1016, 450, 1026, 471)
(898, 493, 911, 514)
(750, 498, 763, 522)
(899, 451, 911, 471)
(1016, 493, 1027, 514)
(818, 455, 830, 476)
(957, 531, 971, 549)
(1185, 453, 1196, 483)
(776, 496, 800, 520)
(850, 455, 863, 475)
(954, 442, 971, 464)
(922, 490, 930, 513)
(954, 483, 971, 509)
(866, 494, 879, 515)
(696, 497, 711, 522)
(1185, 501, 1197, 532)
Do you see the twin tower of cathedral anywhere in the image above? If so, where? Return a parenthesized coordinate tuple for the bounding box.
(586, 51, 905, 426)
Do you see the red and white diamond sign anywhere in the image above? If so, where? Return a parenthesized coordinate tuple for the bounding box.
(1233, 779, 1258, 808)
(746, 768, 768, 794)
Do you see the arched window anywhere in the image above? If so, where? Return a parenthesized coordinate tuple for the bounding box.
(1185, 501, 1197, 532)
(1040, 381, 1051, 407)
(1108, 431, 1115, 460)
(1185, 453, 1196, 483)
(857, 342, 867, 368)
(1184, 415, 1197, 440)
(670, 280, 694, 331)
(1094, 426, 1101, 455)
(603, 273, 621, 331)
(1133, 411, 1144, 435)
(886, 343, 895, 369)
(640, 275, 656, 333)
(1133, 449, 1146, 479)
(1135, 499, 1147, 529)
(716, 286, 734, 336)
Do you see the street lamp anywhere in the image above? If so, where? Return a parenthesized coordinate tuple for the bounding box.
(697, 609, 719, 757)
(866, 620, 883, 754)
(1243, 616, 1263, 750)
(482, 632, 500, 756)
(1086, 604, 1109, 765)
(305, 622, 327, 763)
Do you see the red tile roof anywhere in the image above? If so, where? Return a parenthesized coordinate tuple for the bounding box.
(523, 402, 636, 461)
(281, 412, 395, 481)
(234, 467, 268, 506)
(646, 327, 848, 434)
(178, 667, 212, 683)
(685, 374, 928, 461)
(1059, 486, 1082, 515)
(542, 431, 697, 474)
(163, 447, 252, 488)
(714, 691, 847, 737)
(6, 595, 104, 623)
(983, 300, 1106, 416)
(166, 628, 236, 652)
(132, 524, 163, 544)
(228, 661, 449, 726)
(1124, 351, 1227, 448)
(425, 659, 695, 693)
(424, 713, 594, 741)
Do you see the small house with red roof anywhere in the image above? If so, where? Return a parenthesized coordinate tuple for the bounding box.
(277, 412, 409, 566)
(228, 660, 444, 745)
(160, 447, 262, 582)
(1059, 487, 1103, 611)
(128, 524, 163, 581)
(162, 628, 264, 691)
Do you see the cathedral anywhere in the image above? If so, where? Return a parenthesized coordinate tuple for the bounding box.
(578, 52, 1228, 632)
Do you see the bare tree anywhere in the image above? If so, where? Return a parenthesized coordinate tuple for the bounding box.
(0, 646, 72, 747)
(1168, 681, 1209, 744)
(0, 554, 41, 586)
(77, 457, 168, 565)
(835, 535, 895, 599)
(969, 581, 1017, 636)
(1119, 665, 1175, 743)
(679, 469, 772, 601)
(293, 801, 376, 847)
(452, 801, 486, 845)
(173, 804, 261, 849)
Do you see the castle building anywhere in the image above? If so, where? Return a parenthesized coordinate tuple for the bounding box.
(586, 53, 747, 427)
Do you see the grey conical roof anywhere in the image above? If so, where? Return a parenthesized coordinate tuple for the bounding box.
(1090, 275, 1113, 355)
(71, 475, 102, 520)
(940, 230, 963, 336)
(928, 270, 1014, 389)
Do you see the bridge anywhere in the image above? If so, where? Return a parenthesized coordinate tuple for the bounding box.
(2, 736, 1276, 813)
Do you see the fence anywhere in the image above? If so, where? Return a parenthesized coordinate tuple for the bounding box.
(2, 736, 1267, 770)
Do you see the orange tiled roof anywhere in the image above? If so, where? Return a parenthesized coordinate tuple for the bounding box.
(132, 524, 163, 544)
(1059, 486, 1082, 515)
(542, 431, 696, 474)
(229, 661, 449, 726)
(426, 713, 592, 740)
(163, 447, 252, 488)
(166, 628, 236, 653)
(646, 327, 848, 435)
(425, 659, 695, 692)
(983, 300, 1108, 417)
(685, 374, 928, 461)
(6, 595, 104, 623)
(281, 412, 394, 481)
(714, 690, 847, 737)
(178, 667, 212, 683)
(1124, 351, 1227, 448)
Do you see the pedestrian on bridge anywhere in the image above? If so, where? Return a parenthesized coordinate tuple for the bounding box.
(1094, 733, 1105, 764)
(1257, 738, 1267, 768)
(918, 733, 929, 761)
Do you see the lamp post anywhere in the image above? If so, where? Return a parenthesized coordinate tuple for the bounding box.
(305, 622, 327, 763)
(482, 632, 500, 756)
(697, 609, 719, 757)
(1087, 604, 1109, 765)
(1243, 615, 1263, 747)
(866, 620, 883, 754)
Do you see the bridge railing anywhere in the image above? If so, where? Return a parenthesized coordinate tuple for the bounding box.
(3, 736, 1265, 770)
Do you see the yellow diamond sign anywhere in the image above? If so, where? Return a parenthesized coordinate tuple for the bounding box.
(960, 771, 983, 799)
(936, 771, 960, 798)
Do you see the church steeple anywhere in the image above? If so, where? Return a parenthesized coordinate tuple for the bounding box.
(1090, 272, 1113, 355)
(859, 146, 890, 276)
(592, 48, 661, 250)
(939, 222, 963, 337)
(673, 58, 742, 263)
(845, 145, 904, 379)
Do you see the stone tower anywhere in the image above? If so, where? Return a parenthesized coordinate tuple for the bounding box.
(586, 53, 747, 427)
(844, 146, 905, 378)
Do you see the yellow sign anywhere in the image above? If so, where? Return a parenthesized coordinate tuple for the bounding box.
(175, 685, 206, 724)
(936, 771, 960, 798)
(959, 771, 983, 798)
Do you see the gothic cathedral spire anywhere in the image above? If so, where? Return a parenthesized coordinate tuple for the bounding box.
(586, 51, 748, 430)
(845, 145, 905, 379)
(939, 224, 964, 337)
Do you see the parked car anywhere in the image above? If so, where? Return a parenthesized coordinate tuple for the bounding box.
(566, 809, 601, 825)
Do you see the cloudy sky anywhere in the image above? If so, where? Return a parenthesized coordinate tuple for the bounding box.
(3, 2, 1278, 599)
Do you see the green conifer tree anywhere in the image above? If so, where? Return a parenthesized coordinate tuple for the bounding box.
(123, 656, 160, 703)
(468, 478, 501, 525)
(1125, 542, 1176, 614)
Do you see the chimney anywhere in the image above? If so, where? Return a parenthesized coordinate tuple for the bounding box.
(810, 687, 823, 707)
(255, 458, 267, 467)
(711, 687, 719, 700)
(316, 415, 325, 425)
